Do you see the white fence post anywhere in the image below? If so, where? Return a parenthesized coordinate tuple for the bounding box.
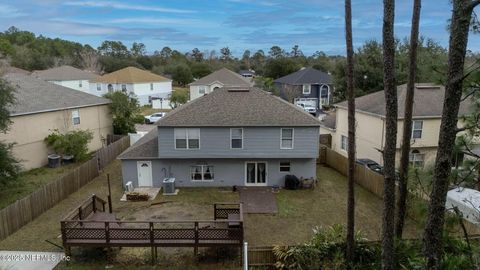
(243, 241, 248, 270)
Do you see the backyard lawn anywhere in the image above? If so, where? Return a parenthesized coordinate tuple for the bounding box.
(0, 163, 81, 209)
(0, 161, 419, 269)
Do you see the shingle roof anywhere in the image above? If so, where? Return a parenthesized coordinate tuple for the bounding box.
(274, 67, 332, 85)
(157, 87, 321, 127)
(189, 68, 252, 86)
(335, 84, 473, 118)
(94, 66, 171, 83)
(33, 65, 98, 81)
(118, 128, 158, 159)
(3, 73, 111, 116)
(320, 112, 336, 130)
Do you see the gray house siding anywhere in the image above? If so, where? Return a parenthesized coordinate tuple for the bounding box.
(158, 127, 319, 159)
(121, 158, 316, 188)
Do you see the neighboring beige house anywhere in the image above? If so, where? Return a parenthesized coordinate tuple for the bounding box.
(92, 67, 172, 106)
(33, 65, 98, 94)
(320, 84, 473, 169)
(189, 68, 252, 101)
(0, 73, 113, 170)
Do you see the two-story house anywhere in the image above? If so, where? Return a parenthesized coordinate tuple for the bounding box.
(320, 84, 473, 169)
(1, 72, 113, 170)
(119, 87, 321, 187)
(274, 67, 333, 113)
(33, 65, 98, 94)
(189, 68, 252, 101)
(91, 66, 172, 106)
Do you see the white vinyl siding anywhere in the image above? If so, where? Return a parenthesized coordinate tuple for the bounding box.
(280, 128, 294, 149)
(174, 128, 200, 149)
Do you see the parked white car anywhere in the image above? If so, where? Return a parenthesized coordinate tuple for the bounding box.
(296, 103, 317, 114)
(144, 112, 165, 124)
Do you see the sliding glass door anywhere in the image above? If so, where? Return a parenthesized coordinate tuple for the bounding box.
(245, 162, 267, 186)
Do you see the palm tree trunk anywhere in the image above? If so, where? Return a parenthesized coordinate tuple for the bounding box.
(344, 0, 356, 267)
(381, 0, 397, 269)
(395, 0, 421, 239)
(423, 1, 479, 268)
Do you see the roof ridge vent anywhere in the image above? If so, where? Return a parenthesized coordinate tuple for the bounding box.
(227, 87, 250, 92)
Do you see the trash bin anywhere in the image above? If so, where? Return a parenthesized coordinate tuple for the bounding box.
(48, 154, 61, 168)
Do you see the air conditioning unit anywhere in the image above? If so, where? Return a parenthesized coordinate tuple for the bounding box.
(125, 181, 134, 192)
(163, 178, 176, 195)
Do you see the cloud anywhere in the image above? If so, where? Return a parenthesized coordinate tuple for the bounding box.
(0, 4, 27, 18)
(106, 17, 216, 28)
(64, 1, 196, 14)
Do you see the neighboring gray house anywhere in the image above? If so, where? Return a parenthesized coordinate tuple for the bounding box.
(119, 87, 321, 188)
(189, 68, 252, 101)
(274, 67, 333, 112)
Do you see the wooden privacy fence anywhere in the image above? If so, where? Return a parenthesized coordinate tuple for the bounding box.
(322, 146, 385, 197)
(0, 136, 130, 240)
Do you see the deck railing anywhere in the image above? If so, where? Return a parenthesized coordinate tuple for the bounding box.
(61, 198, 243, 255)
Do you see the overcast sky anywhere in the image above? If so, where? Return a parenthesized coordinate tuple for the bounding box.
(1, 0, 479, 56)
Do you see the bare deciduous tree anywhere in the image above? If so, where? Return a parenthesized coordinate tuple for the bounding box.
(395, 0, 421, 239)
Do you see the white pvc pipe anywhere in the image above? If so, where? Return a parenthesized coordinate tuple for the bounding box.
(243, 242, 248, 270)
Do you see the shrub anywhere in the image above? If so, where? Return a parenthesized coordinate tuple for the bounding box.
(44, 129, 93, 162)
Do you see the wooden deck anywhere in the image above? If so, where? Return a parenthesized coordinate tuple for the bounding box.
(60, 195, 243, 258)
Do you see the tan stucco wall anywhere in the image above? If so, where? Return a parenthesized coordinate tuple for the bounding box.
(0, 105, 113, 170)
(331, 107, 443, 168)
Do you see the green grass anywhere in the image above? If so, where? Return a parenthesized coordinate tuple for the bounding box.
(0, 162, 419, 268)
(0, 163, 81, 209)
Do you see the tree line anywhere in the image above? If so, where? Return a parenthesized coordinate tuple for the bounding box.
(0, 26, 470, 102)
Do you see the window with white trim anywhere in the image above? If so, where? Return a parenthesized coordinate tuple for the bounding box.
(280, 162, 291, 172)
(191, 165, 214, 181)
(281, 128, 294, 149)
(341, 135, 348, 151)
(78, 80, 82, 88)
(231, 128, 243, 149)
(302, 84, 311, 94)
(412, 120, 423, 139)
(72, 110, 80, 125)
(96, 83, 101, 91)
(150, 83, 154, 90)
(174, 128, 200, 149)
(199, 86, 206, 95)
(409, 150, 424, 168)
(121, 84, 127, 92)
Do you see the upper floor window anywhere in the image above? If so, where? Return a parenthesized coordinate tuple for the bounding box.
(175, 128, 200, 149)
(281, 128, 294, 149)
(78, 80, 82, 88)
(121, 84, 127, 92)
(302, 84, 311, 94)
(341, 135, 348, 151)
(150, 83, 154, 90)
(231, 128, 243, 149)
(72, 110, 80, 125)
(96, 83, 101, 91)
(199, 86, 206, 95)
(412, 120, 423, 139)
(107, 84, 113, 93)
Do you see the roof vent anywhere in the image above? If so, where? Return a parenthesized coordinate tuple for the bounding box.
(227, 87, 250, 92)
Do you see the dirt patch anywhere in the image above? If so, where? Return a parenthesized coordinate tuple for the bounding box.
(128, 202, 211, 221)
